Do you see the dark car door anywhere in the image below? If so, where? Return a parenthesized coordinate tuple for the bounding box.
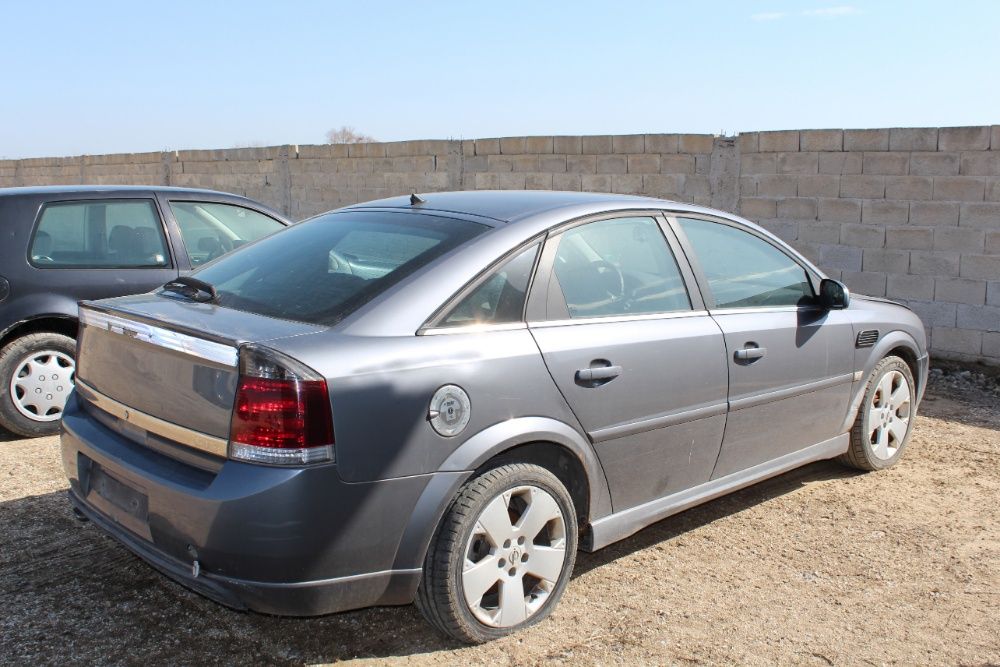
(671, 215, 856, 479)
(526, 213, 729, 512)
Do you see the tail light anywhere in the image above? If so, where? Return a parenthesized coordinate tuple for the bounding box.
(229, 344, 335, 465)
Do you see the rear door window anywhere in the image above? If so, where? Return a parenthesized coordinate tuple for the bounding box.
(169, 201, 284, 266)
(440, 243, 540, 327)
(191, 211, 487, 326)
(30, 199, 170, 268)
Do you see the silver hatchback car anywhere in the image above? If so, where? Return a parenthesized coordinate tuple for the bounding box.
(62, 191, 928, 643)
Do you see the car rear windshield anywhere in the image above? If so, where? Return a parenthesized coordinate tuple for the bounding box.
(188, 210, 488, 326)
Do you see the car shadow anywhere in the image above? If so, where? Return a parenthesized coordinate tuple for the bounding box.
(0, 425, 23, 442)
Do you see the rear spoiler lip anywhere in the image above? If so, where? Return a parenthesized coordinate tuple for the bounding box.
(79, 303, 239, 368)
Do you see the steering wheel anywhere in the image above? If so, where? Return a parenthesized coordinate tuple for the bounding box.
(328, 249, 354, 275)
(590, 260, 626, 302)
(32, 255, 55, 264)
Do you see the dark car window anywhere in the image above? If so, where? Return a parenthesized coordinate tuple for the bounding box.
(678, 217, 813, 309)
(548, 216, 691, 319)
(170, 201, 284, 266)
(190, 211, 487, 326)
(30, 199, 169, 268)
(441, 243, 539, 327)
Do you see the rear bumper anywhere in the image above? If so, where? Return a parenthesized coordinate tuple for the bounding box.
(60, 392, 438, 616)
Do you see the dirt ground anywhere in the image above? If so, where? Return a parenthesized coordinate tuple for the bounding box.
(1, 370, 998, 666)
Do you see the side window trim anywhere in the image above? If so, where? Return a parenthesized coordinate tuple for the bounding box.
(664, 212, 821, 312)
(526, 210, 703, 324)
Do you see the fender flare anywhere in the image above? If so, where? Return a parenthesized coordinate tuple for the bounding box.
(840, 329, 925, 433)
(390, 416, 613, 574)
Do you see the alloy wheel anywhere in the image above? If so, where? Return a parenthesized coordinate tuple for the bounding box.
(867, 369, 911, 460)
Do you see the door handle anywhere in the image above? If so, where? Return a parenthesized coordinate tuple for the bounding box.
(576, 364, 622, 385)
(734, 345, 767, 361)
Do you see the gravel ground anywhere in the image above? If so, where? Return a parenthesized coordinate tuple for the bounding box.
(1, 369, 998, 666)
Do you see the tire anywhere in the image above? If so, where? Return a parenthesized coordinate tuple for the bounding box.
(840, 355, 916, 471)
(415, 463, 578, 644)
(0, 333, 77, 438)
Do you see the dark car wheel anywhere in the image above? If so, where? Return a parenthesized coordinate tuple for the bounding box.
(840, 355, 916, 471)
(0, 333, 76, 438)
(416, 463, 578, 644)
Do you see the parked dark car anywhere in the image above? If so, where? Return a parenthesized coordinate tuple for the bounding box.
(62, 191, 927, 643)
(0, 186, 289, 437)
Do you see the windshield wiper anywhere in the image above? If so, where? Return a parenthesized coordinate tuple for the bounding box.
(162, 276, 218, 303)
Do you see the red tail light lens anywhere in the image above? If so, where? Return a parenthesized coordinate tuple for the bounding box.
(229, 345, 334, 465)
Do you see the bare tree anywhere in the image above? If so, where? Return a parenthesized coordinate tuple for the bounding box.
(326, 126, 376, 144)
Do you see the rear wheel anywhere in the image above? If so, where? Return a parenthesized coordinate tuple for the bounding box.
(840, 355, 915, 471)
(416, 463, 578, 644)
(0, 333, 76, 438)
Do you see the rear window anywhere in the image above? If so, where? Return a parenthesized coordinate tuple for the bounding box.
(188, 210, 487, 325)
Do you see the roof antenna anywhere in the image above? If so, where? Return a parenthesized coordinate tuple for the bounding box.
(410, 192, 425, 205)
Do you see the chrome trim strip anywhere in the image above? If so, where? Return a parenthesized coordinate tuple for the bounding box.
(75, 380, 228, 458)
(729, 372, 855, 412)
(589, 401, 728, 443)
(528, 309, 709, 329)
(420, 322, 527, 336)
(79, 307, 238, 367)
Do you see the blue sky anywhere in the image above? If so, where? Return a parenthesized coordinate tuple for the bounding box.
(2, 1, 997, 158)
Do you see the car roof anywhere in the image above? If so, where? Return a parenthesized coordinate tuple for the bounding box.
(0, 185, 242, 198)
(344, 190, 708, 224)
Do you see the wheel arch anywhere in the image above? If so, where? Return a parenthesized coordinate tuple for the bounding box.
(0, 314, 79, 351)
(841, 330, 925, 433)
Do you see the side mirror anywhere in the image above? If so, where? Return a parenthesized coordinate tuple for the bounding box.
(819, 278, 850, 310)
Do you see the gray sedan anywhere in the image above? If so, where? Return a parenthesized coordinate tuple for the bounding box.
(61, 191, 927, 643)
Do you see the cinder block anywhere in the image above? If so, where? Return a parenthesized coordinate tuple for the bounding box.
(841, 223, 885, 248)
(758, 130, 799, 152)
(612, 174, 644, 194)
(961, 254, 1000, 280)
(695, 155, 711, 175)
(959, 152, 1000, 176)
(757, 219, 798, 241)
(566, 155, 597, 174)
(487, 154, 513, 172)
(740, 176, 757, 196)
(863, 200, 909, 224)
(936, 278, 987, 306)
(475, 172, 499, 188)
(840, 175, 885, 199)
(910, 201, 960, 226)
(777, 197, 817, 219)
(740, 153, 776, 175)
(777, 152, 818, 174)
(818, 198, 861, 223)
(989, 282, 1000, 306)
(645, 134, 679, 154)
(798, 220, 842, 244)
(931, 327, 982, 355)
(818, 244, 863, 272)
(886, 226, 932, 250)
(958, 202, 1000, 228)
(582, 135, 613, 154)
(643, 174, 685, 196)
(498, 172, 526, 189)
(909, 152, 959, 176)
(475, 138, 501, 155)
(884, 176, 933, 200)
(552, 173, 582, 191)
(934, 176, 986, 201)
(843, 271, 887, 296)
(739, 197, 777, 219)
(938, 126, 991, 151)
(934, 227, 985, 253)
(844, 129, 889, 151)
(888, 127, 938, 151)
(512, 155, 541, 172)
(553, 136, 583, 154)
(993, 125, 1000, 150)
(499, 137, 528, 155)
(983, 332, 1000, 359)
(756, 174, 798, 196)
(596, 155, 627, 174)
(684, 174, 711, 197)
(910, 301, 958, 326)
(988, 179, 1000, 201)
(863, 152, 909, 175)
(737, 132, 759, 154)
(819, 152, 862, 175)
(887, 274, 934, 300)
(864, 248, 910, 273)
(797, 174, 840, 197)
(627, 154, 660, 174)
(524, 136, 554, 154)
(986, 230, 1000, 253)
(910, 251, 961, 276)
(525, 172, 554, 190)
(612, 135, 644, 154)
(800, 129, 843, 152)
(581, 174, 612, 192)
(678, 134, 715, 153)
(539, 155, 568, 173)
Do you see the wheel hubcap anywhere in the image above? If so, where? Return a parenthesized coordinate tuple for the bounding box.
(867, 370, 910, 460)
(10, 350, 76, 422)
(462, 485, 567, 628)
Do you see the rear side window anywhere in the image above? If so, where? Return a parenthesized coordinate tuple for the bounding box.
(30, 200, 169, 268)
(678, 217, 813, 309)
(191, 211, 487, 326)
(441, 243, 539, 327)
(169, 201, 284, 266)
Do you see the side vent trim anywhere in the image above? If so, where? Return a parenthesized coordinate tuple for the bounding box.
(856, 329, 879, 348)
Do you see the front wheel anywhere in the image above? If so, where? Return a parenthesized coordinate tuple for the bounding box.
(0, 333, 77, 438)
(416, 463, 578, 644)
(841, 355, 916, 471)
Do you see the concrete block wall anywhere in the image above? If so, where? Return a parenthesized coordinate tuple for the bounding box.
(1, 125, 997, 363)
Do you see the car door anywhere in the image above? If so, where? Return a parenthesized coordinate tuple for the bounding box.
(526, 213, 729, 512)
(671, 215, 856, 479)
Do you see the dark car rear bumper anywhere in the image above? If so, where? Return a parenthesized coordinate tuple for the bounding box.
(60, 392, 437, 616)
